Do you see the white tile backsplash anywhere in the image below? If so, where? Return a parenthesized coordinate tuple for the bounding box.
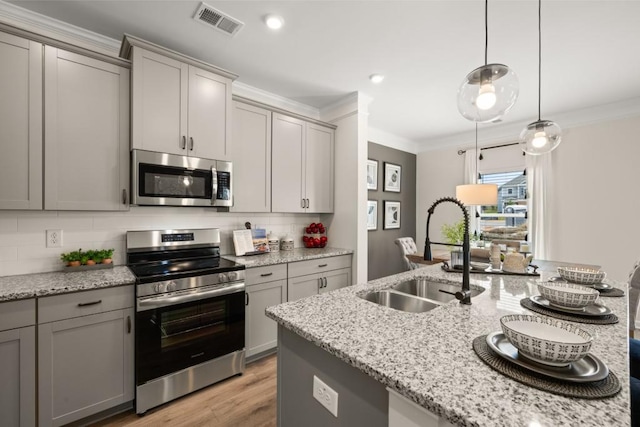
(0, 208, 319, 276)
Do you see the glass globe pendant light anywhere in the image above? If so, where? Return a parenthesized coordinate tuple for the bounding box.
(457, 0, 519, 123)
(520, 0, 562, 155)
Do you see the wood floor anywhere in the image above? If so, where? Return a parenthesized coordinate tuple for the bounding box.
(94, 355, 277, 427)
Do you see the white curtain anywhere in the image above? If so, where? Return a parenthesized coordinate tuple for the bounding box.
(463, 148, 479, 236)
(526, 153, 553, 260)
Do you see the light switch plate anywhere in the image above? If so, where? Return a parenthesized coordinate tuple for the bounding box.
(313, 375, 338, 417)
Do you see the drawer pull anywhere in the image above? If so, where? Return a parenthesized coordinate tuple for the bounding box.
(318, 264, 328, 268)
(260, 272, 273, 277)
(127, 315, 131, 334)
(77, 300, 102, 307)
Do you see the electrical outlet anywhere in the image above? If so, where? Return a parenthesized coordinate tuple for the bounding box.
(46, 229, 63, 248)
(313, 375, 338, 417)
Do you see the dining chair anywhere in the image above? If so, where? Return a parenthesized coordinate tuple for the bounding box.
(394, 237, 421, 271)
(629, 259, 640, 337)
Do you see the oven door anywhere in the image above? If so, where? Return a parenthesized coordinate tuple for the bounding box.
(135, 283, 245, 385)
(131, 149, 216, 207)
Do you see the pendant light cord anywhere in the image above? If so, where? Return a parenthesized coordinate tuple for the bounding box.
(538, 0, 542, 121)
(475, 123, 479, 180)
(484, 0, 488, 65)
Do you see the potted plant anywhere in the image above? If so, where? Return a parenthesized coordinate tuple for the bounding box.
(84, 250, 97, 266)
(60, 249, 82, 267)
(100, 249, 115, 264)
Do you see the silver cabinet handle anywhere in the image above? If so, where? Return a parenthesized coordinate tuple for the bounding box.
(260, 272, 273, 277)
(189, 136, 194, 151)
(181, 135, 187, 149)
(122, 189, 127, 205)
(318, 278, 322, 290)
(301, 199, 305, 208)
(306, 199, 310, 208)
(77, 300, 102, 307)
(127, 315, 131, 334)
(245, 292, 249, 306)
(323, 277, 328, 288)
(318, 264, 328, 268)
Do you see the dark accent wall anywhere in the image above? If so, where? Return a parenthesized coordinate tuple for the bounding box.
(367, 142, 416, 280)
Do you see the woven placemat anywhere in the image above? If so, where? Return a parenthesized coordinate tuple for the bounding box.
(597, 287, 625, 298)
(473, 335, 621, 399)
(519, 298, 619, 325)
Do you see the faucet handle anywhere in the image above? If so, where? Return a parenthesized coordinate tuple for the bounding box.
(455, 289, 472, 305)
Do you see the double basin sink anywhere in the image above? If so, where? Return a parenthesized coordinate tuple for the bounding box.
(361, 279, 484, 313)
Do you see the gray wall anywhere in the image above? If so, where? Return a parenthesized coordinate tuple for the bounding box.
(367, 142, 416, 280)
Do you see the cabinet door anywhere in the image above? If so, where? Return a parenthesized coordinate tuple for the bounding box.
(246, 279, 286, 358)
(320, 267, 351, 294)
(131, 47, 187, 156)
(0, 327, 36, 427)
(272, 113, 305, 213)
(44, 47, 129, 211)
(187, 65, 231, 160)
(230, 102, 272, 212)
(305, 123, 334, 213)
(38, 309, 134, 427)
(288, 273, 321, 302)
(0, 33, 42, 210)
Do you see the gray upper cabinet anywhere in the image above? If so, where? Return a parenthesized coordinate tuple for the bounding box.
(44, 46, 129, 211)
(272, 113, 334, 213)
(230, 101, 272, 212)
(0, 32, 42, 210)
(124, 35, 235, 161)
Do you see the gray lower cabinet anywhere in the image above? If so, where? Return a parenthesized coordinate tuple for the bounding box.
(37, 286, 134, 427)
(287, 255, 352, 302)
(0, 299, 36, 427)
(245, 264, 287, 358)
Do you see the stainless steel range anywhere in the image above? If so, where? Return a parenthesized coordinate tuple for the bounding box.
(126, 228, 246, 415)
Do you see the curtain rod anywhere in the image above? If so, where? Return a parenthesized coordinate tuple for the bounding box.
(457, 141, 519, 155)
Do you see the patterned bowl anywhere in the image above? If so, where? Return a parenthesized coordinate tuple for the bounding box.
(500, 314, 593, 366)
(557, 266, 606, 285)
(537, 282, 599, 309)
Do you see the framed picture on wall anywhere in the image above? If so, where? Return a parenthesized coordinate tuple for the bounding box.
(367, 200, 378, 230)
(367, 159, 378, 190)
(384, 162, 401, 192)
(383, 201, 401, 229)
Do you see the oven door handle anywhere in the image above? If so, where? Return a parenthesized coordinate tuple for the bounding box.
(137, 282, 244, 311)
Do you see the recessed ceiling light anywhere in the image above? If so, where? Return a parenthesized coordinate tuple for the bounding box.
(265, 14, 284, 30)
(369, 74, 385, 84)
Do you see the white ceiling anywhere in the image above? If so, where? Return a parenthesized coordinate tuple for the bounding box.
(7, 0, 640, 149)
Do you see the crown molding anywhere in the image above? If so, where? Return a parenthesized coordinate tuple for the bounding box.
(0, 0, 120, 57)
(368, 127, 420, 155)
(418, 97, 640, 153)
(320, 92, 373, 123)
(232, 81, 320, 119)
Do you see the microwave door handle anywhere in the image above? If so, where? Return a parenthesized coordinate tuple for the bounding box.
(211, 167, 218, 205)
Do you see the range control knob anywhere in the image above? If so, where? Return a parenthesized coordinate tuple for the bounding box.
(218, 273, 228, 283)
(157, 283, 167, 293)
(167, 281, 177, 292)
(227, 271, 238, 282)
(153, 284, 160, 294)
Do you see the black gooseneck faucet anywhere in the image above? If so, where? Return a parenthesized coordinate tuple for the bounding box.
(424, 197, 472, 305)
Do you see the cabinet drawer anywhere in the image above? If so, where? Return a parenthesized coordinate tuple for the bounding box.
(38, 285, 134, 324)
(0, 299, 36, 331)
(246, 264, 287, 285)
(288, 255, 352, 278)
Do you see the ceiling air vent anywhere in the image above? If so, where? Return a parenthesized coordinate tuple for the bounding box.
(193, 3, 244, 37)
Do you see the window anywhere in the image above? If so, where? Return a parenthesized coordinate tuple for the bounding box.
(477, 170, 527, 246)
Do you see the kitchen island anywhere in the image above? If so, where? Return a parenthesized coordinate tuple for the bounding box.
(266, 264, 630, 426)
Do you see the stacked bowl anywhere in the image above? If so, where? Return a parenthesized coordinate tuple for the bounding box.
(557, 266, 606, 286)
(500, 314, 593, 366)
(537, 282, 600, 310)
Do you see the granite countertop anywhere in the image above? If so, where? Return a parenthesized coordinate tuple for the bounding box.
(266, 264, 630, 427)
(0, 266, 136, 302)
(223, 247, 353, 268)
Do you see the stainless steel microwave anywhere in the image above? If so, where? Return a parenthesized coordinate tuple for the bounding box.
(131, 149, 233, 207)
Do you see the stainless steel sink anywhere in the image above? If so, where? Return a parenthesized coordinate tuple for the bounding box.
(392, 279, 485, 303)
(361, 291, 440, 313)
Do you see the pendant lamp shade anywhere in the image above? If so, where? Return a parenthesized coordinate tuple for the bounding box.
(457, 64, 519, 123)
(520, 119, 561, 155)
(456, 184, 498, 206)
(521, 0, 561, 155)
(457, 0, 519, 123)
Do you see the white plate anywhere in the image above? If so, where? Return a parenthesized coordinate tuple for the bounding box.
(486, 331, 609, 383)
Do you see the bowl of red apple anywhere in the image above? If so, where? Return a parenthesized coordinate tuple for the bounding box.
(303, 222, 328, 248)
